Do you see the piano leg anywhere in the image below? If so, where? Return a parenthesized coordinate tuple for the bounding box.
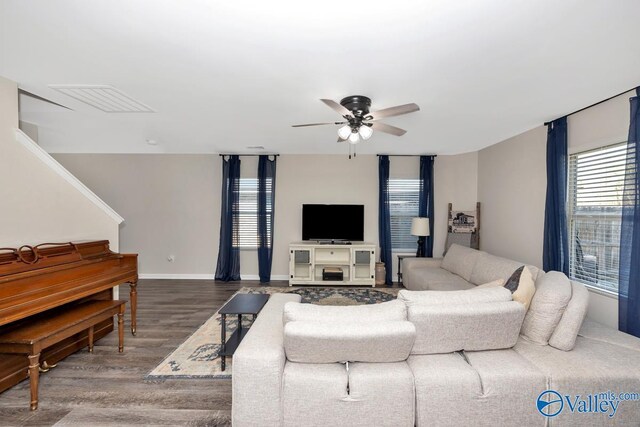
(27, 352, 40, 411)
(88, 326, 94, 353)
(129, 280, 138, 336)
(118, 305, 125, 353)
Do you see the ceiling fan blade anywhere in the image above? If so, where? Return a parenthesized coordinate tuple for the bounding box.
(292, 121, 345, 127)
(320, 99, 353, 117)
(367, 103, 420, 121)
(371, 121, 407, 136)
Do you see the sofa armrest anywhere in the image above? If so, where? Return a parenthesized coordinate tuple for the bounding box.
(402, 258, 443, 289)
(232, 293, 302, 427)
(402, 257, 443, 271)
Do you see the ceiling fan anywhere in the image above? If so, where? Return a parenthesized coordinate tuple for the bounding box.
(292, 95, 420, 144)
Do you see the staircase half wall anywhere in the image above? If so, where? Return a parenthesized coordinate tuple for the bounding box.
(0, 76, 122, 251)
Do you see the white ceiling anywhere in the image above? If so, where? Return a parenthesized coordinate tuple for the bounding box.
(2, 0, 640, 155)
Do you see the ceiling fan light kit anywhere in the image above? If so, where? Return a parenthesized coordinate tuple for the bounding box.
(293, 95, 420, 157)
(348, 131, 360, 144)
(338, 124, 352, 140)
(359, 124, 373, 140)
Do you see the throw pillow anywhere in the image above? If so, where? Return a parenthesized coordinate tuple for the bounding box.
(521, 271, 572, 344)
(512, 266, 536, 310)
(504, 266, 524, 292)
(548, 281, 589, 351)
(473, 279, 505, 289)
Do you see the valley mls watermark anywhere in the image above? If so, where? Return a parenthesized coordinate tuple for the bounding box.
(537, 390, 640, 418)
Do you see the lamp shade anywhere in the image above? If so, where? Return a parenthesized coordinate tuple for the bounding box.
(411, 217, 430, 236)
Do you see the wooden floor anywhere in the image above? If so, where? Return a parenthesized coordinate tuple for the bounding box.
(0, 279, 276, 427)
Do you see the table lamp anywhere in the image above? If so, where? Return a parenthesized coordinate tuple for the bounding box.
(411, 217, 430, 257)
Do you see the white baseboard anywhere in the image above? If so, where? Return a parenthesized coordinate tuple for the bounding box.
(139, 273, 289, 281)
(242, 274, 289, 281)
(139, 273, 214, 280)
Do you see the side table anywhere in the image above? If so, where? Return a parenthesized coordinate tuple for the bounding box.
(218, 293, 269, 371)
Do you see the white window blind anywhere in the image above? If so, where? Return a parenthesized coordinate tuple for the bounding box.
(568, 142, 629, 293)
(234, 178, 273, 249)
(389, 179, 420, 251)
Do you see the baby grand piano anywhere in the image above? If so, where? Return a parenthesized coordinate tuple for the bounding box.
(0, 241, 138, 399)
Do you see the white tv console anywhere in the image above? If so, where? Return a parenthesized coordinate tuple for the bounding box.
(289, 242, 377, 287)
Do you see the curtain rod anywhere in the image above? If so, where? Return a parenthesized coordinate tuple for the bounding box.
(544, 86, 638, 126)
(218, 154, 279, 157)
(376, 154, 437, 157)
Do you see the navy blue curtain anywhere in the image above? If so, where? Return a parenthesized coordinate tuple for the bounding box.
(378, 156, 393, 285)
(619, 88, 640, 338)
(543, 117, 569, 274)
(257, 155, 276, 283)
(419, 156, 435, 257)
(215, 155, 241, 281)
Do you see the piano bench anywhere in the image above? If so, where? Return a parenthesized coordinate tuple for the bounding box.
(0, 299, 126, 410)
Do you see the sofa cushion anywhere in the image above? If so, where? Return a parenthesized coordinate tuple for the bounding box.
(511, 266, 536, 310)
(282, 361, 415, 427)
(548, 281, 589, 351)
(578, 319, 640, 352)
(514, 336, 640, 426)
(407, 301, 525, 354)
(441, 244, 481, 281)
(398, 287, 512, 306)
(283, 321, 416, 363)
(283, 300, 406, 324)
(408, 351, 546, 426)
(520, 271, 572, 345)
(469, 252, 529, 285)
(473, 279, 505, 289)
(404, 267, 474, 291)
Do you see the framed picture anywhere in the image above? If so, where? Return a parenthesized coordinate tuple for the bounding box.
(448, 210, 476, 233)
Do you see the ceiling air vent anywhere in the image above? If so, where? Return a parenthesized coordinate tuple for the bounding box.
(48, 85, 154, 113)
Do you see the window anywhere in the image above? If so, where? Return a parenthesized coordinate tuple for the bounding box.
(568, 142, 627, 293)
(234, 178, 273, 249)
(389, 178, 420, 251)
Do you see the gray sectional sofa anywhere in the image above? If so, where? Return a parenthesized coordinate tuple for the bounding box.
(232, 245, 640, 426)
(402, 243, 543, 291)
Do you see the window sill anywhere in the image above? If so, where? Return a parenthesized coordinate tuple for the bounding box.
(581, 283, 619, 300)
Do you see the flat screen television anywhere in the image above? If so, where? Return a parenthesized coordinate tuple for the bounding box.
(302, 204, 364, 242)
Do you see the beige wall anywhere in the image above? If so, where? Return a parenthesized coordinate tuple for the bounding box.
(54, 154, 219, 276)
(477, 90, 634, 328)
(0, 76, 119, 251)
(568, 91, 631, 153)
(433, 152, 479, 258)
(55, 153, 479, 279)
(478, 125, 547, 268)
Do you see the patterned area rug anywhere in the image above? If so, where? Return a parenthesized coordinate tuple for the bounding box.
(147, 286, 398, 379)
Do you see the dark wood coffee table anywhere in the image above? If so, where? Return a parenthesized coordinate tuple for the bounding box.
(219, 293, 269, 371)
